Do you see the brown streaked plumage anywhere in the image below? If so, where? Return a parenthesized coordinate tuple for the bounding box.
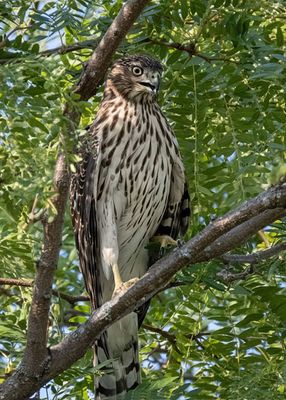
(70, 55, 190, 399)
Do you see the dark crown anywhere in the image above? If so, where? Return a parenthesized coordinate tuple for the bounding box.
(114, 55, 163, 72)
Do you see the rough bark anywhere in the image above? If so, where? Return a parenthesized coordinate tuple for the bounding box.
(0, 1, 149, 399)
(75, 0, 150, 100)
(1, 182, 285, 399)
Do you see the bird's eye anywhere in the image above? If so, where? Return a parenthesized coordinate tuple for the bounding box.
(132, 66, 143, 76)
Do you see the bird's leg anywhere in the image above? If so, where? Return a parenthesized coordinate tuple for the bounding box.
(112, 263, 139, 297)
(112, 263, 123, 290)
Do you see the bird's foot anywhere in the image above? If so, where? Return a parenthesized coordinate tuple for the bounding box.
(151, 235, 179, 256)
(152, 235, 178, 248)
(112, 277, 140, 298)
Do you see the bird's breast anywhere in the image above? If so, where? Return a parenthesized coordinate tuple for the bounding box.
(97, 102, 176, 285)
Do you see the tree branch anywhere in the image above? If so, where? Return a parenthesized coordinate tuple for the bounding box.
(217, 242, 286, 283)
(217, 265, 255, 283)
(142, 324, 211, 356)
(21, 153, 70, 377)
(40, 39, 99, 56)
(40, 37, 239, 65)
(148, 38, 240, 64)
(220, 242, 286, 264)
(75, 0, 150, 100)
(195, 208, 286, 263)
(0, 1, 150, 399)
(142, 324, 183, 355)
(1, 35, 237, 66)
(0, 278, 33, 288)
(1, 182, 285, 399)
(0, 278, 89, 305)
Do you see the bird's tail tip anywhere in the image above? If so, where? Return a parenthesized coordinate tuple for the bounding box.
(95, 334, 141, 399)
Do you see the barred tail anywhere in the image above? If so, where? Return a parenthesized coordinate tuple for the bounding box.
(94, 313, 140, 399)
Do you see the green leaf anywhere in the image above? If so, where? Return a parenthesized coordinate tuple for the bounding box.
(276, 26, 284, 47)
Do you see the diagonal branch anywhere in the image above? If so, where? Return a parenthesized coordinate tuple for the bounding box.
(1, 182, 285, 399)
(75, 0, 150, 100)
(0, 1, 150, 400)
(196, 208, 286, 263)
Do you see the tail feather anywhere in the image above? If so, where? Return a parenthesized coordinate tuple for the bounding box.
(95, 312, 140, 399)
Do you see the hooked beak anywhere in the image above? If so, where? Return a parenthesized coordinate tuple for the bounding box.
(139, 77, 159, 93)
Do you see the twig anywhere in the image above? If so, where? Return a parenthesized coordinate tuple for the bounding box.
(0, 22, 36, 52)
(51, 291, 89, 305)
(195, 53, 240, 64)
(40, 40, 99, 56)
(217, 266, 254, 283)
(148, 38, 240, 64)
(217, 243, 286, 283)
(220, 243, 286, 264)
(1, 36, 238, 66)
(0, 278, 33, 288)
(0, 278, 89, 305)
(142, 324, 183, 355)
(143, 324, 211, 355)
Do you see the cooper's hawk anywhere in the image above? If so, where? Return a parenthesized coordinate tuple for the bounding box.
(71, 55, 190, 399)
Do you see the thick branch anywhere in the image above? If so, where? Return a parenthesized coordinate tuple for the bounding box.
(21, 153, 70, 375)
(75, 0, 150, 100)
(42, 184, 286, 380)
(0, 2, 150, 399)
(1, 183, 285, 399)
(196, 208, 286, 263)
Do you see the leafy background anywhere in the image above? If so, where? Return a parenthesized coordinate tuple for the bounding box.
(0, 0, 286, 398)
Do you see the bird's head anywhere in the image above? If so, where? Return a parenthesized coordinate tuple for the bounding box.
(106, 55, 163, 101)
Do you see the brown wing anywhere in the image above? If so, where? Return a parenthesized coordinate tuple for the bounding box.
(70, 134, 102, 310)
(155, 146, 191, 239)
(156, 181, 190, 239)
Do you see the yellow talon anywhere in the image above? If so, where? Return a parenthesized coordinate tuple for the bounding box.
(111, 263, 139, 297)
(151, 235, 178, 248)
(112, 277, 140, 298)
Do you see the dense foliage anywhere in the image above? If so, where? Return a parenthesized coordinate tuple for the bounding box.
(0, 0, 286, 398)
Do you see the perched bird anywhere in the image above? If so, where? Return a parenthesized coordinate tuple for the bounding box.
(70, 55, 190, 399)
